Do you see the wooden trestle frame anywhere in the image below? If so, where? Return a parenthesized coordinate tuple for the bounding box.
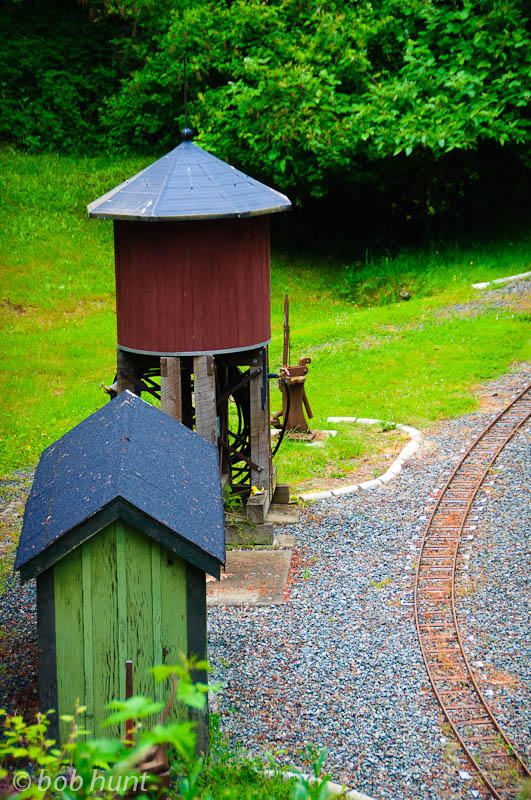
(116, 346, 275, 522)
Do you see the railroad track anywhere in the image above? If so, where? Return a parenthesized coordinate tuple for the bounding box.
(414, 385, 531, 800)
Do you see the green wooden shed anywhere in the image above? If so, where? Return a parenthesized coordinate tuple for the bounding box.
(15, 391, 225, 748)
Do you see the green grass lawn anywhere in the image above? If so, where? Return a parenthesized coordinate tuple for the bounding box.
(1, 147, 530, 483)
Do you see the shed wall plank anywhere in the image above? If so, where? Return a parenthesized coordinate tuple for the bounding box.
(36, 571, 58, 742)
(54, 550, 85, 743)
(160, 550, 188, 723)
(125, 525, 154, 706)
(90, 526, 120, 737)
(116, 522, 128, 702)
(186, 564, 208, 752)
(151, 541, 163, 704)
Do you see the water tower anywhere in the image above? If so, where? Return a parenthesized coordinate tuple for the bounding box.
(88, 131, 291, 520)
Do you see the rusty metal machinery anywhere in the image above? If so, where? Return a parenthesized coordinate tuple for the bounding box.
(271, 294, 313, 435)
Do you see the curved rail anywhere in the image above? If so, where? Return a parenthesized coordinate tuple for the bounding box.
(414, 385, 531, 799)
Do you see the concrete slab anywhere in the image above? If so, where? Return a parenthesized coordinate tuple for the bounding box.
(225, 521, 274, 546)
(206, 549, 292, 606)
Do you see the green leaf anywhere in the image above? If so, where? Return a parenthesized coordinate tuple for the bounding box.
(103, 697, 165, 725)
(177, 681, 207, 710)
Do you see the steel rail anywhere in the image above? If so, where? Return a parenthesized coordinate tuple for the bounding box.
(414, 385, 531, 799)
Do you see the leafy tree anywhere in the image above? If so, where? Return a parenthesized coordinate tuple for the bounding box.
(99, 0, 530, 202)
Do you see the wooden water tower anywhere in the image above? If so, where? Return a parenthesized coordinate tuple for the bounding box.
(88, 129, 291, 520)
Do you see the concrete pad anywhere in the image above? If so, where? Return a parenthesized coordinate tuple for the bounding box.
(207, 549, 292, 606)
(266, 503, 300, 525)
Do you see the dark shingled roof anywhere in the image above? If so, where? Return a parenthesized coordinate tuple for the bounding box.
(87, 140, 291, 221)
(16, 392, 225, 579)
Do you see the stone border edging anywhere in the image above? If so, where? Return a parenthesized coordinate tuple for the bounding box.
(262, 769, 377, 800)
(471, 271, 531, 289)
(299, 418, 422, 501)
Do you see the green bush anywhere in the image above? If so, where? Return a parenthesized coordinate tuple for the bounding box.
(2, 0, 529, 217)
(99, 0, 530, 201)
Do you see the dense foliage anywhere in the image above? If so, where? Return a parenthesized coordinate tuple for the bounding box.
(100, 0, 531, 199)
(1, 0, 529, 218)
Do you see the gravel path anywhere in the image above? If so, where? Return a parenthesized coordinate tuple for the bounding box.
(208, 370, 530, 800)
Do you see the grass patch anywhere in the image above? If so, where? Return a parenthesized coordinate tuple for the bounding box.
(276, 424, 408, 493)
(189, 715, 295, 800)
(0, 147, 529, 490)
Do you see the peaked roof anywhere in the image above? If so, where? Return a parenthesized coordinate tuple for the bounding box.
(16, 392, 225, 580)
(87, 140, 291, 221)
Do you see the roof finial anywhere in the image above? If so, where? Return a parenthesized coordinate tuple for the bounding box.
(181, 52, 193, 142)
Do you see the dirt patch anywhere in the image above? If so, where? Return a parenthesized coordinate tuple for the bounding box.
(473, 361, 531, 413)
(0, 298, 29, 315)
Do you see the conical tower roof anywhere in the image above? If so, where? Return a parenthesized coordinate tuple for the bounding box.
(88, 139, 291, 221)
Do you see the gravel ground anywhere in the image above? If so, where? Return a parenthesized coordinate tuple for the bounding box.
(0, 574, 37, 719)
(208, 370, 530, 800)
(0, 469, 38, 719)
(0, 370, 528, 800)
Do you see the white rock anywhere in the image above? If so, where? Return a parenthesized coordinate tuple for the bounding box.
(358, 478, 382, 489)
(300, 490, 333, 501)
(459, 771, 472, 780)
(331, 485, 358, 497)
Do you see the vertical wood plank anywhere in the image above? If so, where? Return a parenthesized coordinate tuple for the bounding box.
(124, 524, 154, 708)
(117, 348, 136, 394)
(36, 571, 58, 743)
(186, 564, 208, 754)
(249, 354, 271, 495)
(151, 541, 163, 704)
(54, 550, 85, 743)
(116, 521, 127, 704)
(160, 356, 182, 421)
(81, 544, 94, 734)
(160, 550, 187, 723)
(89, 526, 119, 737)
(193, 355, 217, 444)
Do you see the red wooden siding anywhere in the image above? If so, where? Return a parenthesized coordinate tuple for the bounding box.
(113, 217, 271, 355)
